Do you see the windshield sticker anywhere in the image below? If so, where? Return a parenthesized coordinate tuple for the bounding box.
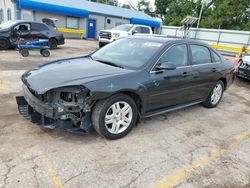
(144, 42, 162, 48)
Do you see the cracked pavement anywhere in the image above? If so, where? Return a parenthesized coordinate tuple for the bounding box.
(0, 40, 250, 188)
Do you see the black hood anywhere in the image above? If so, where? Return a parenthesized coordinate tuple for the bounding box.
(22, 57, 133, 94)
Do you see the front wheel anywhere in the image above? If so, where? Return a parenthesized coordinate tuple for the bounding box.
(0, 38, 10, 50)
(92, 94, 138, 140)
(202, 80, 224, 108)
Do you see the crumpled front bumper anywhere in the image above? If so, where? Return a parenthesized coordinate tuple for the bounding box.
(16, 85, 92, 134)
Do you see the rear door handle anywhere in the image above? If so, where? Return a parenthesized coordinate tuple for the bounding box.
(193, 72, 199, 78)
(212, 67, 217, 72)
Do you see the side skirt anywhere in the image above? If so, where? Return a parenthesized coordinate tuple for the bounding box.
(144, 100, 204, 118)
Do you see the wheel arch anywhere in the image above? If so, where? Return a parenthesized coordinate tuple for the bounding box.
(219, 77, 227, 90)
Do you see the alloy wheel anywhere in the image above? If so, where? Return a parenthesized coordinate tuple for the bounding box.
(105, 101, 133, 134)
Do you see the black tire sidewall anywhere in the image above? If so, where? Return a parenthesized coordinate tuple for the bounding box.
(207, 80, 224, 107)
(49, 38, 58, 49)
(97, 95, 138, 140)
(0, 38, 10, 50)
(20, 49, 29, 57)
(40, 49, 50, 57)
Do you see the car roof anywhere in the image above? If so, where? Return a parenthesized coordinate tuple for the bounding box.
(11, 20, 45, 25)
(127, 35, 210, 46)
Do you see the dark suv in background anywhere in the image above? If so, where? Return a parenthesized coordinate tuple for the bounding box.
(0, 20, 65, 50)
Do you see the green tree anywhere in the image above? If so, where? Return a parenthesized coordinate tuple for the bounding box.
(121, 4, 131, 9)
(200, 0, 250, 30)
(90, 0, 118, 6)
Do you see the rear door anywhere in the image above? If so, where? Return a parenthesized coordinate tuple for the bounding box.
(187, 44, 222, 102)
(146, 43, 194, 111)
(30, 23, 49, 39)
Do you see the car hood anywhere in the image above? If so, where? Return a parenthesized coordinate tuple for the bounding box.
(22, 56, 134, 94)
(100, 29, 128, 34)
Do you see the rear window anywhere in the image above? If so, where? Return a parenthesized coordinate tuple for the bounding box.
(31, 23, 48, 31)
(190, 45, 212, 65)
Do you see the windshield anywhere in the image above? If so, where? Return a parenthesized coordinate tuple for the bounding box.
(0, 20, 16, 29)
(111, 24, 133, 31)
(91, 38, 163, 69)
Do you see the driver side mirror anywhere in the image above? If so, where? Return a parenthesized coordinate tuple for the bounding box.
(154, 63, 176, 72)
(132, 30, 138, 35)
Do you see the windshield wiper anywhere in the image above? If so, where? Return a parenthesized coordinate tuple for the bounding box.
(94, 59, 124, 69)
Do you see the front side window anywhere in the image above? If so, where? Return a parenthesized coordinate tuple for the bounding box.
(159, 44, 188, 67)
(91, 38, 163, 69)
(191, 45, 211, 65)
(66, 17, 79, 29)
(141, 27, 150, 34)
(134, 26, 142, 33)
(14, 24, 31, 32)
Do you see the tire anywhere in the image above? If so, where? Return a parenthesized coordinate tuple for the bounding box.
(0, 38, 10, 50)
(92, 94, 138, 140)
(99, 42, 105, 48)
(40, 49, 50, 57)
(202, 80, 224, 108)
(20, 49, 29, 57)
(49, 38, 58, 49)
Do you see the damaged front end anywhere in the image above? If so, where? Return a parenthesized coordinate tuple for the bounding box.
(16, 84, 94, 134)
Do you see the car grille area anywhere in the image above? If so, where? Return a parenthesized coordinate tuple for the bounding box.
(99, 31, 112, 40)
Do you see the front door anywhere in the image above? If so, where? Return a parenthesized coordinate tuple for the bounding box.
(87, 19, 96, 39)
(146, 44, 193, 111)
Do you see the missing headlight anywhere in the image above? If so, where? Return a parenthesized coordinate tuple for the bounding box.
(60, 92, 76, 102)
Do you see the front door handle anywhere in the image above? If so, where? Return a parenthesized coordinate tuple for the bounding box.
(212, 67, 217, 72)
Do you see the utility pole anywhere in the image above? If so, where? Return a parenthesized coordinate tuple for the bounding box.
(197, 0, 205, 29)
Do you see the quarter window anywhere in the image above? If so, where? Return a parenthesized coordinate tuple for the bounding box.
(159, 44, 188, 67)
(66, 17, 79, 29)
(212, 50, 221, 62)
(190, 45, 211, 65)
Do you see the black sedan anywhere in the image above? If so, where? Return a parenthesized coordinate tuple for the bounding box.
(16, 36, 235, 139)
(0, 20, 65, 50)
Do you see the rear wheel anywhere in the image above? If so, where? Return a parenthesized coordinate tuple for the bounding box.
(40, 49, 50, 57)
(202, 80, 224, 108)
(20, 49, 29, 57)
(49, 38, 58, 49)
(92, 94, 138, 140)
(0, 38, 10, 50)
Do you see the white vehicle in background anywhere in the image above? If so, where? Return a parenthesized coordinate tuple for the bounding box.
(98, 24, 153, 47)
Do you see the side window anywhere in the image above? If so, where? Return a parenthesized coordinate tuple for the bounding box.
(159, 44, 188, 67)
(134, 26, 141, 33)
(190, 45, 211, 65)
(7, 8, 12, 21)
(141, 27, 150, 34)
(0, 9, 3, 22)
(212, 50, 221, 62)
(31, 23, 48, 31)
(14, 24, 31, 32)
